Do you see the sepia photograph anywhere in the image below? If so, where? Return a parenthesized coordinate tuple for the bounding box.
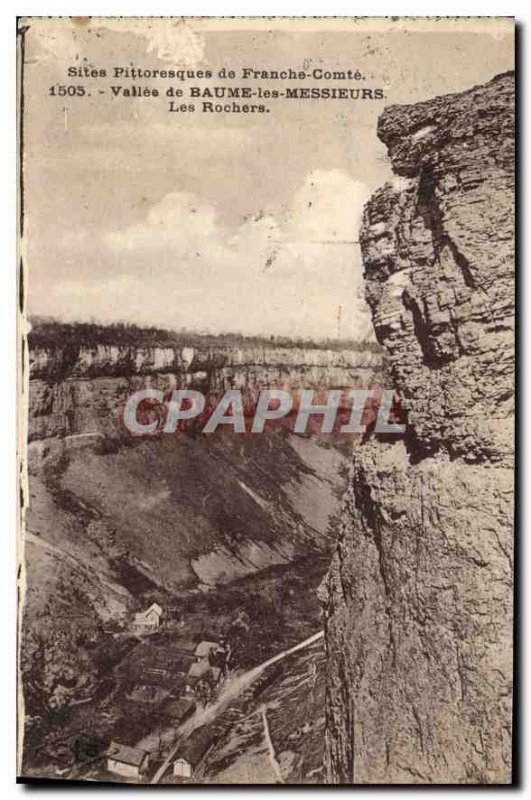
(16, 14, 515, 786)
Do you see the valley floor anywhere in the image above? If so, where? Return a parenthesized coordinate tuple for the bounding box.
(20, 554, 330, 783)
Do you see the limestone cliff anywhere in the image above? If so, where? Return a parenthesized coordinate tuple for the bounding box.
(28, 340, 379, 441)
(323, 73, 514, 784)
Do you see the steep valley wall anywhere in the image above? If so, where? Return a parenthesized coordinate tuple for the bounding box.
(323, 73, 514, 784)
(27, 342, 379, 441)
(21, 337, 379, 747)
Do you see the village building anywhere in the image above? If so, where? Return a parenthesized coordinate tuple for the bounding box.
(172, 727, 214, 781)
(185, 661, 222, 699)
(193, 638, 230, 673)
(185, 661, 211, 695)
(173, 757, 193, 780)
(194, 640, 218, 661)
(133, 602, 163, 633)
(106, 741, 149, 779)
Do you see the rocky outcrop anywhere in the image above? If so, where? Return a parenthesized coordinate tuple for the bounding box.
(323, 73, 514, 784)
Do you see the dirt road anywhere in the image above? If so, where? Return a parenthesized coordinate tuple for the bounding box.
(150, 629, 324, 784)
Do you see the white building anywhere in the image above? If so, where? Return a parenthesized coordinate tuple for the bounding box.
(133, 602, 163, 632)
(172, 728, 213, 780)
(107, 741, 149, 779)
(173, 757, 192, 779)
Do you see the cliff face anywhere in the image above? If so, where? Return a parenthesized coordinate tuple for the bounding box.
(28, 343, 379, 440)
(323, 73, 514, 784)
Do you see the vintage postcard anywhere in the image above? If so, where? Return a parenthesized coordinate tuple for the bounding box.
(17, 17, 515, 784)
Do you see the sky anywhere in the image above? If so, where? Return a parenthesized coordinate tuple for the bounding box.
(21, 17, 514, 340)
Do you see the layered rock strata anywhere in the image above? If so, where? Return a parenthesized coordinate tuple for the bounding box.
(324, 72, 514, 784)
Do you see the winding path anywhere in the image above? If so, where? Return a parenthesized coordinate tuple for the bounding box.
(261, 706, 284, 783)
(150, 629, 324, 784)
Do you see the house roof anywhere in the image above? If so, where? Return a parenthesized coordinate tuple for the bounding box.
(187, 661, 211, 680)
(186, 662, 221, 688)
(107, 741, 148, 767)
(177, 727, 215, 768)
(145, 602, 162, 617)
(194, 641, 218, 658)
